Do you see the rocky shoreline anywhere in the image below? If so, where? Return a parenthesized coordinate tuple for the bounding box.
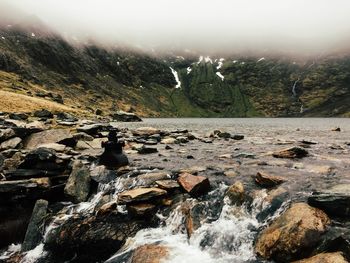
(0, 110, 349, 263)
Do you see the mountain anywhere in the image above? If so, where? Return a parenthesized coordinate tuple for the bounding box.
(0, 24, 349, 117)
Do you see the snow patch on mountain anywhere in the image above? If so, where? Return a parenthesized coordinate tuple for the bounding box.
(216, 58, 225, 69)
(204, 56, 213, 64)
(257, 57, 265, 62)
(187, 67, 192, 74)
(170, 67, 181, 89)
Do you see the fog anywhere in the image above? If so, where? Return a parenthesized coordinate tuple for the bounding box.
(2, 0, 350, 55)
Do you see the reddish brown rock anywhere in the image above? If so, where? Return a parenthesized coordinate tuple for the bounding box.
(272, 147, 308, 159)
(292, 252, 347, 263)
(255, 171, 287, 188)
(131, 244, 169, 263)
(178, 173, 210, 197)
(127, 203, 156, 217)
(118, 187, 167, 204)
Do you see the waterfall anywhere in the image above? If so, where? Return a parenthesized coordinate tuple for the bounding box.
(292, 78, 300, 97)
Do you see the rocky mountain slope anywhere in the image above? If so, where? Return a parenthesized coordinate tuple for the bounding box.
(0, 23, 349, 117)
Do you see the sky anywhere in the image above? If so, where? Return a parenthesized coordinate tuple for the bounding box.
(2, 0, 350, 55)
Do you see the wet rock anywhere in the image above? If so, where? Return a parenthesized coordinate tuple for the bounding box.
(33, 109, 53, 118)
(0, 153, 4, 170)
(272, 146, 308, 159)
(232, 134, 244, 140)
(64, 160, 91, 203)
(118, 187, 167, 204)
(257, 187, 289, 221)
(76, 123, 111, 136)
(332, 127, 341, 132)
(254, 171, 287, 188)
(96, 201, 117, 216)
(225, 181, 251, 205)
(255, 202, 331, 262)
(137, 172, 171, 186)
(308, 184, 350, 217)
(292, 252, 347, 263)
(127, 203, 156, 218)
(179, 166, 207, 174)
(156, 180, 180, 190)
(234, 152, 256, 159)
(0, 128, 15, 142)
(45, 213, 150, 262)
(299, 140, 318, 145)
(224, 170, 237, 177)
(90, 165, 118, 184)
(111, 111, 142, 122)
(132, 127, 160, 136)
(130, 244, 169, 263)
(211, 130, 231, 139)
(161, 137, 177, 144)
(178, 173, 210, 197)
(0, 137, 22, 150)
(21, 199, 48, 252)
(137, 146, 158, 154)
(24, 129, 76, 149)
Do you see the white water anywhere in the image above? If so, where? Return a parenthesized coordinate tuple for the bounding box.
(107, 185, 272, 263)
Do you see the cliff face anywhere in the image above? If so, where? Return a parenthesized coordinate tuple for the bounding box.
(0, 26, 349, 117)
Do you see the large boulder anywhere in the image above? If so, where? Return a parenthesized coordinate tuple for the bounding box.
(45, 213, 150, 262)
(255, 203, 331, 262)
(64, 161, 91, 203)
(111, 111, 142, 122)
(118, 187, 167, 204)
(0, 128, 16, 142)
(33, 109, 53, 118)
(24, 129, 76, 149)
(272, 147, 308, 159)
(178, 173, 210, 197)
(292, 252, 347, 263)
(308, 184, 350, 217)
(21, 199, 48, 251)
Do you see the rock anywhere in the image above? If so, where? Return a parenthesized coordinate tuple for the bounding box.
(308, 184, 350, 217)
(9, 113, 28, 120)
(118, 187, 167, 204)
(56, 112, 78, 122)
(332, 127, 341, 132)
(161, 137, 178, 144)
(225, 181, 250, 205)
(0, 153, 4, 170)
(45, 213, 150, 262)
(0, 137, 22, 150)
(0, 177, 51, 193)
(176, 136, 189, 143)
(33, 109, 53, 118)
(272, 146, 308, 159)
(179, 166, 207, 174)
(156, 180, 180, 190)
(254, 171, 287, 188)
(72, 132, 94, 141)
(232, 134, 244, 140)
(64, 161, 91, 203)
(90, 165, 118, 184)
(234, 152, 256, 159)
(137, 146, 158, 154)
(224, 170, 237, 177)
(137, 172, 171, 186)
(111, 111, 142, 122)
(76, 123, 111, 136)
(255, 203, 331, 262)
(127, 203, 156, 217)
(178, 173, 210, 197)
(131, 244, 168, 263)
(38, 143, 66, 152)
(21, 199, 48, 251)
(132, 127, 160, 136)
(25, 121, 45, 131)
(292, 252, 347, 263)
(0, 128, 15, 142)
(95, 109, 103, 115)
(96, 201, 117, 216)
(24, 129, 76, 149)
(257, 187, 289, 220)
(212, 130, 231, 139)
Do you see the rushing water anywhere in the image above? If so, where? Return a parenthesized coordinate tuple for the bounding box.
(1, 118, 349, 263)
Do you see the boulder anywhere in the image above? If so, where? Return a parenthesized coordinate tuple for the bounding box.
(132, 127, 160, 136)
(24, 129, 76, 149)
(45, 213, 150, 262)
(76, 123, 112, 136)
(308, 184, 350, 217)
(33, 109, 53, 118)
(111, 111, 142, 122)
(292, 252, 347, 263)
(160, 137, 178, 144)
(178, 173, 210, 197)
(9, 113, 28, 120)
(131, 244, 169, 263)
(225, 181, 249, 205)
(0, 177, 51, 193)
(56, 112, 78, 122)
(118, 187, 167, 204)
(137, 172, 170, 186)
(64, 161, 91, 203)
(232, 134, 244, 140)
(0, 128, 15, 142)
(272, 147, 308, 159)
(137, 146, 158, 154)
(21, 199, 48, 251)
(156, 180, 180, 190)
(255, 203, 331, 262)
(254, 171, 287, 188)
(0, 137, 22, 150)
(127, 203, 156, 217)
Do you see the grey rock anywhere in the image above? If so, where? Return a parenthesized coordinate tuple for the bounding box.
(0, 137, 22, 150)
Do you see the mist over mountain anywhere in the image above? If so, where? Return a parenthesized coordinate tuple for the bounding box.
(2, 0, 350, 56)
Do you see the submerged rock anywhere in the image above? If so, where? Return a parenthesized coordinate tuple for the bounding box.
(21, 199, 48, 252)
(272, 146, 308, 159)
(255, 202, 330, 262)
(254, 171, 287, 188)
(292, 252, 347, 263)
(178, 173, 210, 197)
(131, 244, 169, 263)
(308, 184, 350, 217)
